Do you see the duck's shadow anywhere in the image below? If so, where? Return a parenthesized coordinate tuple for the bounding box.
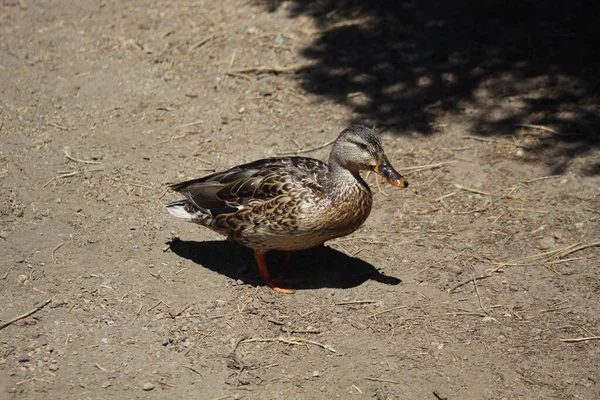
(168, 238, 401, 290)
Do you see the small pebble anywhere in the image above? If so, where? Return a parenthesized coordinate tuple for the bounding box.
(312, 370, 320, 378)
(538, 236, 555, 250)
(101, 381, 111, 388)
(0, 230, 9, 239)
(48, 364, 59, 371)
(163, 71, 176, 81)
(142, 382, 154, 391)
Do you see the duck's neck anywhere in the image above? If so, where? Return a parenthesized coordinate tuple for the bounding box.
(327, 159, 371, 197)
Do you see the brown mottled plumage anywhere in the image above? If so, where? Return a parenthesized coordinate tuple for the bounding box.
(166, 125, 408, 293)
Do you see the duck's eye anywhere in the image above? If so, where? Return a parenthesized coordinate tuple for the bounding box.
(355, 142, 369, 151)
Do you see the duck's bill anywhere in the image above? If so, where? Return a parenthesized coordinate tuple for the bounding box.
(374, 161, 409, 188)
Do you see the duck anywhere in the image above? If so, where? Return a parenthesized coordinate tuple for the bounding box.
(166, 125, 408, 293)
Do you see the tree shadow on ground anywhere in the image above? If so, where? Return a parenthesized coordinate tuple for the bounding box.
(260, 0, 600, 174)
(168, 238, 401, 290)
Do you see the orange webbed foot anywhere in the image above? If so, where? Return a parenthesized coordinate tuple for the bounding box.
(254, 251, 296, 294)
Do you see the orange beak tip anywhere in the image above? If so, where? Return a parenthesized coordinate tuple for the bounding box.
(374, 162, 408, 189)
(396, 178, 409, 188)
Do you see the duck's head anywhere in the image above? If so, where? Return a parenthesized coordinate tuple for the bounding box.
(330, 125, 408, 188)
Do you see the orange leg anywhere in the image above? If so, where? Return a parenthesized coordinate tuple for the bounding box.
(254, 251, 295, 294)
(282, 251, 293, 267)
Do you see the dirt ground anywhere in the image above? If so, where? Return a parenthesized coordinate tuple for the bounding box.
(1, 1, 599, 399)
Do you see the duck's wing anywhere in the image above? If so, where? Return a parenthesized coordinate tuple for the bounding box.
(169, 157, 327, 215)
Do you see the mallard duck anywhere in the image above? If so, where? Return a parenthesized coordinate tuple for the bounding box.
(166, 125, 408, 293)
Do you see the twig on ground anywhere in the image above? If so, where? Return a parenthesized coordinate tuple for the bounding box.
(454, 184, 491, 196)
(490, 212, 504, 225)
(16, 377, 51, 385)
(335, 300, 377, 306)
(47, 121, 68, 130)
(228, 63, 311, 75)
(282, 328, 321, 334)
(184, 365, 204, 377)
(525, 243, 581, 260)
(418, 207, 439, 215)
(224, 72, 255, 82)
(267, 318, 285, 326)
(436, 192, 456, 202)
(365, 377, 399, 384)
(546, 257, 583, 265)
(448, 275, 493, 293)
(176, 119, 204, 129)
(43, 171, 82, 187)
(52, 242, 65, 265)
(239, 336, 336, 353)
(147, 300, 170, 313)
(95, 363, 107, 372)
(522, 175, 562, 184)
(556, 242, 600, 259)
(133, 302, 143, 322)
(472, 271, 488, 315)
(515, 123, 559, 135)
(352, 384, 363, 394)
(187, 35, 219, 53)
(438, 146, 472, 151)
(462, 135, 496, 143)
(63, 147, 101, 164)
(1, 267, 11, 280)
(0, 299, 53, 330)
(492, 242, 599, 273)
(457, 206, 489, 215)
(433, 391, 449, 400)
(560, 336, 600, 343)
(232, 335, 251, 353)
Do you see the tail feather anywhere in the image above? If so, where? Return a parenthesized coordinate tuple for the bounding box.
(165, 200, 198, 221)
